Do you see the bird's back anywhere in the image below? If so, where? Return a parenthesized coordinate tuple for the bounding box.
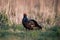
(29, 19, 42, 29)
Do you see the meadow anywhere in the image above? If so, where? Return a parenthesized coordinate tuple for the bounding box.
(0, 11, 60, 40)
(0, 24, 60, 40)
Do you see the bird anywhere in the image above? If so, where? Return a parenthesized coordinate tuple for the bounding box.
(22, 13, 42, 30)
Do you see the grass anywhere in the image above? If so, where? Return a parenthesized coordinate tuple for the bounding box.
(0, 24, 60, 40)
(0, 10, 60, 40)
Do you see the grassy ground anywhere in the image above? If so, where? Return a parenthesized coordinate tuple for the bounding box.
(0, 9, 60, 40)
(0, 24, 60, 40)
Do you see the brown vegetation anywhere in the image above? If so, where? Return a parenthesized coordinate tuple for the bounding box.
(0, 0, 60, 26)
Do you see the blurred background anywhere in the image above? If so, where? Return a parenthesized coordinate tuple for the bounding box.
(0, 0, 60, 25)
(0, 0, 60, 40)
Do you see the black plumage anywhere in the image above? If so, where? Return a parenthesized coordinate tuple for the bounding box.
(22, 13, 42, 30)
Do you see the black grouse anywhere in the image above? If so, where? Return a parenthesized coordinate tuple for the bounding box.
(22, 13, 42, 30)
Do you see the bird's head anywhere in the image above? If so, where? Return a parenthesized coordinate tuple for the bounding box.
(23, 13, 27, 17)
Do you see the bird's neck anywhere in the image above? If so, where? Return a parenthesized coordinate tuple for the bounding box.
(24, 16, 27, 18)
(23, 16, 28, 22)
